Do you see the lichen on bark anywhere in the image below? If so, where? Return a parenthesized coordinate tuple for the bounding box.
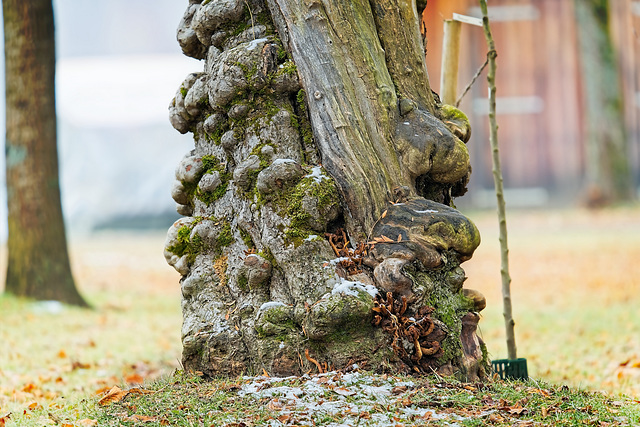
(167, 0, 489, 381)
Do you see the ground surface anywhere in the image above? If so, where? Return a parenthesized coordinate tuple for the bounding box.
(0, 207, 639, 425)
(465, 206, 640, 397)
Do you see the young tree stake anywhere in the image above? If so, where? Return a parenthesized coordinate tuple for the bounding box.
(478, 0, 517, 360)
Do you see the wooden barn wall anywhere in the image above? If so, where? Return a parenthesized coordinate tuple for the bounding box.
(422, 0, 639, 203)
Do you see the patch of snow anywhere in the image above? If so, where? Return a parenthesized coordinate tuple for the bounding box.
(258, 301, 288, 312)
(304, 166, 329, 184)
(414, 209, 438, 214)
(246, 37, 268, 51)
(271, 158, 297, 165)
(30, 300, 65, 315)
(304, 234, 319, 241)
(331, 278, 379, 298)
(235, 371, 471, 426)
(328, 257, 350, 265)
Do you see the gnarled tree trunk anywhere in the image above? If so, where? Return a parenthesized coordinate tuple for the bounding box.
(166, 0, 488, 380)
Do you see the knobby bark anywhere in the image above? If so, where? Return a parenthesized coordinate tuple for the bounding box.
(167, 0, 489, 380)
(574, 0, 634, 205)
(3, 0, 87, 306)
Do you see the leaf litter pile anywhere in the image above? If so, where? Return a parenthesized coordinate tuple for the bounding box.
(93, 370, 640, 426)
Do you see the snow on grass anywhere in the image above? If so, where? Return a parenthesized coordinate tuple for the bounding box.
(237, 371, 468, 426)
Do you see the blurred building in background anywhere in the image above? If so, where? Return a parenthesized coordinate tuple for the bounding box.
(424, 0, 640, 208)
(0, 0, 199, 239)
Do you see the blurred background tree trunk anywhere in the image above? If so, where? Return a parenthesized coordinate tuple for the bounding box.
(3, 0, 88, 306)
(574, 0, 635, 206)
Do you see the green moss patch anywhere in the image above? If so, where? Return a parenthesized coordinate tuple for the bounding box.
(166, 216, 235, 262)
(267, 171, 339, 247)
(195, 155, 231, 205)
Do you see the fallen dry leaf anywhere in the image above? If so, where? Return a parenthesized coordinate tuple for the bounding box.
(95, 386, 111, 395)
(125, 373, 144, 384)
(392, 385, 408, 395)
(267, 399, 283, 410)
(278, 414, 291, 423)
(129, 414, 158, 422)
(71, 361, 91, 370)
(77, 419, 98, 426)
(98, 386, 128, 406)
(22, 383, 37, 393)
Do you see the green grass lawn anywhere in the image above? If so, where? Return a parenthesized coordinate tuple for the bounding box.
(1, 207, 639, 426)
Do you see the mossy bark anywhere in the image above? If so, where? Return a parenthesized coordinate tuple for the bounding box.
(168, 0, 488, 381)
(3, 0, 87, 307)
(266, 0, 469, 238)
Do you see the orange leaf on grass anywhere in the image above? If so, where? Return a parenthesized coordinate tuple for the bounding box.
(71, 361, 91, 370)
(94, 386, 111, 395)
(392, 385, 408, 395)
(125, 373, 144, 384)
(22, 383, 37, 393)
(278, 414, 291, 423)
(98, 386, 128, 406)
(77, 419, 98, 426)
(129, 415, 158, 422)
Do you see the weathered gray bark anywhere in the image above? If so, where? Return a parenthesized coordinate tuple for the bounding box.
(3, 0, 87, 307)
(166, 0, 488, 380)
(574, 0, 634, 205)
